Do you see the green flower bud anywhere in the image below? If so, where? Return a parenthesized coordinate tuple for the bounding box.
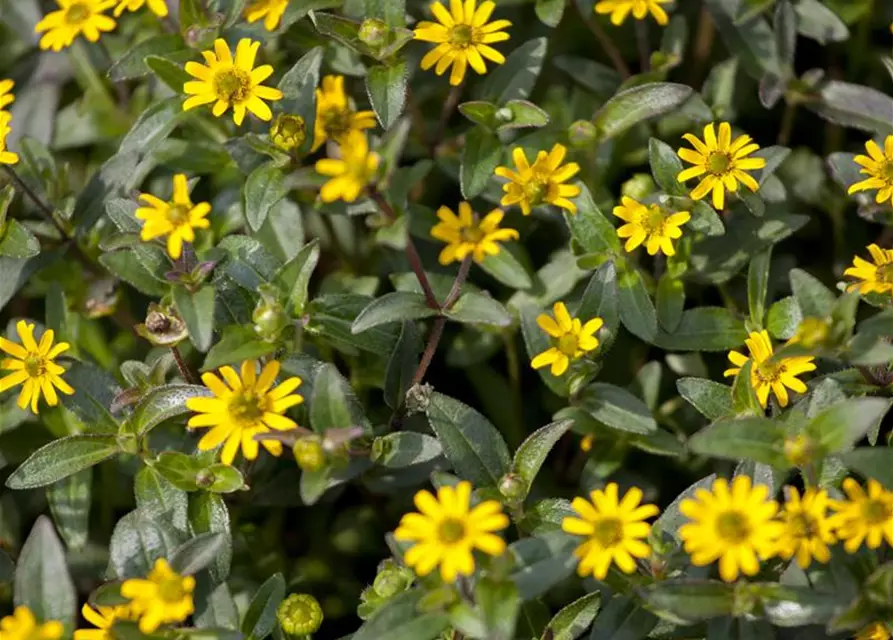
(494, 107, 513, 123)
(135, 303, 188, 347)
(568, 120, 598, 148)
(371, 560, 414, 599)
(498, 473, 525, 503)
(358, 18, 389, 48)
(277, 594, 323, 636)
(790, 316, 829, 349)
(271, 114, 306, 152)
(196, 468, 216, 488)
(253, 286, 289, 341)
(621, 173, 656, 201)
(294, 436, 326, 472)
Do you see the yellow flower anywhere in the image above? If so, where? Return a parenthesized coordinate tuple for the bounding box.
(185, 359, 302, 466)
(679, 475, 783, 583)
(847, 136, 893, 206)
(723, 330, 816, 408)
(135, 174, 211, 260)
(430, 202, 519, 265)
(0, 112, 19, 166)
(844, 244, 893, 296)
(244, 0, 289, 31)
(594, 0, 670, 26)
(183, 38, 283, 126)
(856, 623, 892, 640)
(113, 0, 168, 17)
(0, 607, 63, 640)
(414, 0, 511, 86)
(775, 487, 836, 569)
(829, 478, 893, 553)
(0, 320, 73, 414)
(561, 483, 658, 579)
(394, 481, 509, 582)
(531, 302, 603, 376)
(312, 75, 377, 152)
(35, 0, 117, 52)
(75, 604, 135, 640)
(494, 144, 581, 215)
(580, 434, 594, 452)
(0, 79, 14, 110)
(612, 196, 690, 256)
(121, 558, 194, 633)
(677, 122, 766, 210)
(315, 130, 379, 203)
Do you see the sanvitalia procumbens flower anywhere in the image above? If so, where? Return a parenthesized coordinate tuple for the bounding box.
(121, 559, 194, 633)
(775, 487, 836, 569)
(135, 174, 211, 260)
(494, 144, 581, 215)
(848, 135, 893, 206)
(594, 0, 671, 26)
(612, 196, 690, 256)
(35, 0, 117, 52)
(723, 330, 815, 408)
(0, 320, 73, 414)
(845, 244, 893, 296)
(531, 302, 603, 376)
(114, 0, 168, 17)
(244, 0, 290, 31)
(315, 130, 380, 203)
(829, 478, 893, 553)
(430, 202, 519, 265)
(0, 607, 63, 640)
(312, 75, 377, 152)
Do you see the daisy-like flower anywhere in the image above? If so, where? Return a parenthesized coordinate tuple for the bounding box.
(561, 483, 658, 579)
(414, 0, 511, 86)
(0, 320, 73, 414)
(679, 475, 783, 583)
(0, 79, 14, 110)
(183, 38, 283, 126)
(829, 478, 893, 553)
(0, 112, 19, 166)
(612, 196, 690, 256)
(394, 481, 509, 582)
(121, 558, 194, 633)
(244, 0, 289, 31)
(531, 302, 603, 376)
(35, 0, 117, 52)
(311, 75, 376, 152)
(185, 359, 302, 466)
(113, 0, 168, 17)
(848, 136, 893, 206)
(723, 330, 816, 408)
(494, 144, 581, 215)
(775, 487, 836, 569)
(677, 122, 766, 211)
(75, 604, 135, 640)
(315, 130, 380, 203)
(845, 244, 893, 296)
(0, 607, 63, 640)
(594, 0, 670, 26)
(856, 623, 892, 640)
(430, 202, 519, 265)
(135, 174, 211, 260)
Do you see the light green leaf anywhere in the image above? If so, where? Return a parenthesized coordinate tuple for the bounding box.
(842, 448, 893, 490)
(6, 435, 120, 490)
(593, 83, 693, 141)
(241, 573, 285, 640)
(173, 286, 216, 352)
(243, 163, 287, 232)
(510, 420, 573, 500)
(648, 138, 687, 196)
(366, 62, 408, 129)
(480, 247, 533, 290)
(676, 378, 733, 420)
(202, 326, 277, 370)
(275, 238, 320, 317)
(790, 268, 836, 318)
(352, 292, 438, 333)
(535, 0, 565, 27)
(577, 383, 657, 434)
(654, 307, 746, 351)
(0, 219, 40, 259)
(747, 247, 772, 328)
(498, 100, 550, 132)
(14, 516, 77, 631)
(767, 296, 802, 340)
(145, 55, 191, 93)
(372, 432, 443, 468)
(445, 292, 513, 327)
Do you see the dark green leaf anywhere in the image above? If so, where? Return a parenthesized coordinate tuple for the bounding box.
(618, 266, 658, 342)
(747, 247, 771, 327)
(807, 397, 892, 454)
(372, 432, 443, 468)
(577, 383, 657, 434)
(353, 590, 449, 640)
(0, 220, 40, 259)
(810, 81, 893, 135)
(563, 184, 620, 254)
(243, 163, 287, 232)
(46, 470, 91, 550)
(366, 62, 408, 129)
(654, 307, 746, 351)
(649, 138, 687, 196)
(135, 466, 188, 534)
(676, 378, 733, 420)
(656, 274, 684, 333)
(107, 509, 180, 579)
(384, 321, 422, 410)
(188, 492, 232, 582)
(145, 55, 191, 93)
(510, 420, 573, 500)
(6, 435, 120, 490)
(541, 591, 600, 640)
(352, 292, 438, 333)
(241, 573, 285, 640)
(641, 580, 736, 624)
(14, 516, 77, 630)
(460, 127, 502, 199)
(170, 532, 227, 576)
(790, 268, 836, 318)
(688, 416, 787, 468)
(310, 363, 370, 432)
(593, 83, 693, 141)
(202, 326, 276, 370)
(444, 292, 513, 327)
(125, 384, 211, 436)
(173, 286, 216, 352)
(479, 37, 547, 104)
(589, 594, 657, 640)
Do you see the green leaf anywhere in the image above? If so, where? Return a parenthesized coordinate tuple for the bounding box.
(656, 274, 684, 333)
(243, 163, 287, 232)
(676, 378, 733, 420)
(425, 392, 511, 487)
(479, 37, 547, 104)
(541, 592, 600, 640)
(312, 13, 378, 57)
(535, 0, 565, 27)
(618, 266, 658, 342)
(806, 397, 892, 455)
(810, 81, 893, 135)
(767, 296, 802, 340)
(704, 0, 782, 79)
(593, 83, 694, 141)
(576, 383, 657, 435)
(352, 292, 438, 333)
(498, 100, 550, 132)
(757, 583, 841, 627)
(310, 363, 370, 432)
(654, 307, 747, 351)
(509, 532, 577, 600)
(648, 138, 687, 196)
(107, 509, 180, 579)
(653, 474, 716, 540)
(384, 321, 422, 410)
(688, 416, 787, 468)
(277, 47, 324, 154)
(795, 0, 848, 44)
(458, 101, 498, 129)
(188, 492, 232, 582)
(509, 420, 573, 500)
(460, 127, 502, 199)
(109, 34, 188, 81)
(445, 292, 513, 327)
(307, 294, 400, 355)
(747, 247, 771, 328)
(125, 384, 211, 436)
(578, 260, 620, 341)
(145, 55, 191, 93)
(62, 361, 120, 433)
(46, 470, 91, 550)
(790, 268, 836, 318)
(6, 435, 120, 490)
(14, 517, 76, 631)
(366, 62, 408, 129)
(0, 219, 40, 259)
(241, 573, 285, 640)
(842, 448, 893, 489)
(353, 590, 449, 640)
(563, 184, 620, 254)
(170, 532, 227, 576)
(589, 595, 658, 640)
(173, 286, 216, 352)
(274, 238, 320, 317)
(477, 578, 520, 640)
(365, 0, 405, 26)
(202, 326, 276, 370)
(480, 248, 533, 290)
(641, 580, 736, 624)
(372, 432, 443, 468)
(135, 466, 188, 534)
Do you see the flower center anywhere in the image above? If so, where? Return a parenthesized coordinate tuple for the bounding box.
(875, 262, 893, 284)
(449, 24, 474, 47)
(707, 151, 731, 175)
(715, 510, 751, 543)
(166, 204, 191, 226)
(788, 512, 817, 539)
(754, 360, 786, 385)
(522, 178, 549, 206)
(438, 517, 466, 544)
(862, 499, 893, 525)
(460, 224, 486, 244)
(65, 2, 91, 24)
(881, 160, 893, 185)
(214, 68, 252, 104)
(23, 355, 46, 377)
(228, 391, 265, 427)
(639, 204, 667, 235)
(557, 333, 579, 356)
(322, 107, 353, 140)
(592, 517, 624, 547)
(158, 576, 188, 602)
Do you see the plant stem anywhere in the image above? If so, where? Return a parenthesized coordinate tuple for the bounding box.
(2, 165, 67, 238)
(431, 82, 464, 156)
(171, 346, 198, 384)
(635, 20, 650, 73)
(575, 1, 630, 79)
(777, 101, 797, 146)
(690, 4, 715, 87)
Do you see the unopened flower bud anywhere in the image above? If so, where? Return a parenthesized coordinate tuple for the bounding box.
(271, 114, 306, 152)
(568, 120, 597, 148)
(783, 433, 815, 468)
(358, 18, 389, 48)
(621, 173, 656, 201)
(196, 468, 216, 488)
(498, 473, 525, 503)
(404, 383, 433, 415)
(135, 303, 188, 346)
(294, 436, 326, 472)
(372, 565, 413, 599)
(277, 593, 323, 636)
(494, 107, 513, 123)
(790, 316, 829, 349)
(253, 286, 289, 341)
(580, 434, 594, 452)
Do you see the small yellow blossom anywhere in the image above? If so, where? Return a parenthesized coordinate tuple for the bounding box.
(414, 0, 511, 86)
(75, 604, 136, 640)
(121, 558, 194, 633)
(775, 487, 836, 569)
(270, 114, 306, 151)
(829, 478, 893, 553)
(580, 434, 594, 452)
(183, 38, 283, 126)
(135, 174, 211, 260)
(612, 196, 690, 256)
(394, 481, 509, 581)
(185, 359, 302, 466)
(0, 79, 14, 111)
(0, 607, 63, 640)
(789, 316, 829, 348)
(845, 244, 893, 296)
(430, 202, 519, 265)
(562, 483, 658, 579)
(531, 302, 603, 376)
(315, 130, 379, 203)
(724, 330, 816, 408)
(35, 0, 117, 52)
(848, 136, 893, 206)
(856, 623, 892, 640)
(494, 144, 581, 215)
(312, 75, 377, 152)
(677, 122, 766, 210)
(0, 320, 73, 414)
(244, 0, 289, 31)
(595, 0, 670, 26)
(679, 475, 783, 582)
(113, 0, 168, 17)
(0, 112, 19, 166)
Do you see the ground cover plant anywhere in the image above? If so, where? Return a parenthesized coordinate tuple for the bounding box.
(0, 0, 892, 638)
